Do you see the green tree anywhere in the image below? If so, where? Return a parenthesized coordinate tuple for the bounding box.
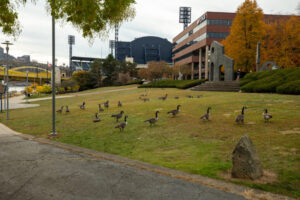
(222, 0, 264, 72)
(102, 54, 119, 85)
(0, 0, 135, 38)
(72, 71, 97, 91)
(90, 59, 103, 87)
(120, 61, 138, 77)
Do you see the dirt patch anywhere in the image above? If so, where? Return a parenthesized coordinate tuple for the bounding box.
(243, 189, 276, 200)
(279, 151, 291, 156)
(223, 114, 231, 117)
(280, 128, 300, 135)
(246, 122, 256, 125)
(280, 100, 294, 104)
(220, 170, 277, 185)
(272, 147, 282, 151)
(290, 148, 298, 153)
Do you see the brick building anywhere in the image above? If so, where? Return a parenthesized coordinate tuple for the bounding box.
(172, 12, 291, 80)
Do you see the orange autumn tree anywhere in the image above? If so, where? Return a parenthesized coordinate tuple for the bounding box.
(261, 16, 300, 68)
(222, 0, 265, 72)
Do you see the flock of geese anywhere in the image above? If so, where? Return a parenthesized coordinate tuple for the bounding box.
(56, 93, 273, 132)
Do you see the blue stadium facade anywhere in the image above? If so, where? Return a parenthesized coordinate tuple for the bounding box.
(116, 36, 172, 64)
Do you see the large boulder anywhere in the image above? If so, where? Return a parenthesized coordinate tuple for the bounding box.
(231, 136, 263, 179)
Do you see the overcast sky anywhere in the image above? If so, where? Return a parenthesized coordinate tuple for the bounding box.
(0, 0, 298, 65)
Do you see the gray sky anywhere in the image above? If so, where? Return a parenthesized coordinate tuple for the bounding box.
(0, 0, 298, 66)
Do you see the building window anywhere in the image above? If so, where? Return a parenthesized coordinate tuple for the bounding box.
(207, 32, 229, 38)
(207, 19, 232, 26)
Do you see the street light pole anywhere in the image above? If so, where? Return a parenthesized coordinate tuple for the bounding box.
(2, 41, 13, 120)
(26, 71, 29, 104)
(50, 12, 57, 136)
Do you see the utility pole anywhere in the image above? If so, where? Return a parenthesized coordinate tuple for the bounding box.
(50, 10, 57, 136)
(2, 41, 13, 120)
(26, 71, 29, 104)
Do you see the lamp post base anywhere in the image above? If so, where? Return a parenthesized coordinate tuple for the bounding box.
(49, 132, 58, 137)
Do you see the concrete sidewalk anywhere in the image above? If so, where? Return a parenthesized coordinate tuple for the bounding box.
(6, 86, 137, 110)
(0, 124, 248, 200)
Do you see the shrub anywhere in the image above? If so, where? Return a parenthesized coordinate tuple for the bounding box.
(139, 79, 206, 89)
(71, 85, 80, 92)
(41, 85, 52, 94)
(59, 87, 65, 93)
(276, 80, 300, 94)
(118, 73, 130, 85)
(25, 86, 33, 95)
(61, 79, 79, 92)
(72, 71, 97, 91)
(125, 80, 143, 85)
(240, 68, 300, 94)
(35, 86, 44, 94)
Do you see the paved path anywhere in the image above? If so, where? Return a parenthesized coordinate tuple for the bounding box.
(6, 87, 137, 110)
(0, 124, 248, 200)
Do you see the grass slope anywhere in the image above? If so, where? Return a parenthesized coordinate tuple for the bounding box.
(2, 86, 300, 198)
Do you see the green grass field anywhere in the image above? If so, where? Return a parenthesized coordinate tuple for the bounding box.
(2, 86, 300, 198)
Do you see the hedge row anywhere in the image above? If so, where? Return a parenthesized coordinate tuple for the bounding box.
(138, 79, 206, 89)
(240, 68, 300, 94)
(125, 80, 144, 85)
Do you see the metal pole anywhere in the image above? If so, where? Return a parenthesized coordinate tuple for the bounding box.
(26, 71, 28, 104)
(3, 68, 6, 110)
(6, 47, 9, 120)
(0, 93, 2, 113)
(50, 13, 56, 136)
(47, 64, 49, 83)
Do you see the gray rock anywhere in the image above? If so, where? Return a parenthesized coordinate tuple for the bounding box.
(231, 136, 263, 180)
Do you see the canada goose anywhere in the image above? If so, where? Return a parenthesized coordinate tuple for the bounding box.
(263, 108, 272, 122)
(65, 106, 70, 113)
(115, 115, 128, 131)
(79, 102, 86, 110)
(98, 104, 104, 112)
(235, 106, 247, 123)
(144, 111, 160, 126)
(174, 96, 179, 99)
(143, 98, 150, 102)
(118, 101, 122, 107)
(186, 95, 193, 98)
(93, 113, 101, 123)
(104, 100, 109, 109)
(197, 95, 202, 98)
(200, 107, 211, 120)
(111, 110, 124, 122)
(168, 105, 181, 117)
(158, 94, 168, 101)
(56, 106, 64, 113)
(139, 97, 150, 102)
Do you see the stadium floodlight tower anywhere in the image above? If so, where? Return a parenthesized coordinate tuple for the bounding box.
(179, 7, 191, 30)
(68, 35, 75, 72)
(109, 40, 115, 56)
(115, 24, 119, 59)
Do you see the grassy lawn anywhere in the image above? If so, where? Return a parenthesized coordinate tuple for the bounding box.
(27, 84, 138, 99)
(2, 86, 300, 198)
